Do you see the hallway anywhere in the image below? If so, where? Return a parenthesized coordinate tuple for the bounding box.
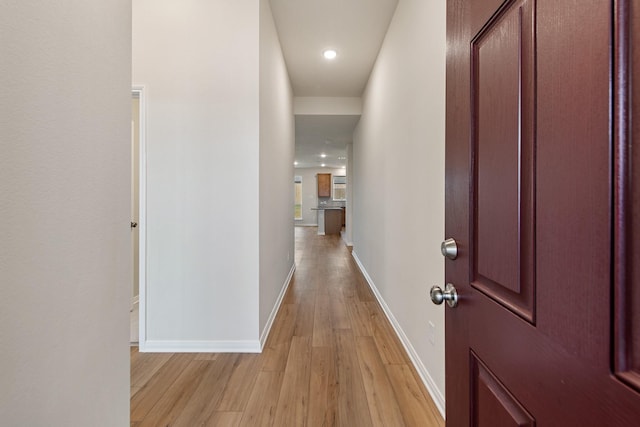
(130, 227, 444, 426)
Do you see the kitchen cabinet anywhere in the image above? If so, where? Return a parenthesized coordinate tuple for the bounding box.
(324, 209, 342, 235)
(317, 173, 331, 197)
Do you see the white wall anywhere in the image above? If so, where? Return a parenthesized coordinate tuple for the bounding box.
(295, 167, 346, 226)
(345, 143, 354, 245)
(133, 0, 261, 349)
(352, 0, 447, 413)
(0, 1, 131, 425)
(294, 97, 362, 115)
(133, 0, 293, 351)
(259, 0, 296, 340)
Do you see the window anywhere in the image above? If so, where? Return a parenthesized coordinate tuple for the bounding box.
(332, 176, 346, 201)
(294, 176, 303, 220)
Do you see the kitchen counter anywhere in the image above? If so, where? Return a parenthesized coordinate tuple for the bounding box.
(311, 206, 345, 235)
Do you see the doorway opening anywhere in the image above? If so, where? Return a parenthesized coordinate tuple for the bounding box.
(131, 87, 147, 347)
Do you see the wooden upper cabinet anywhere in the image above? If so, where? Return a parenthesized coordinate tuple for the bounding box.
(317, 173, 331, 197)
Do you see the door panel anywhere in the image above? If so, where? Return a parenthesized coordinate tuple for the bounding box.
(535, 0, 610, 366)
(445, 0, 640, 425)
(471, 353, 534, 427)
(614, 0, 640, 391)
(633, 0, 640, 382)
(471, 0, 536, 322)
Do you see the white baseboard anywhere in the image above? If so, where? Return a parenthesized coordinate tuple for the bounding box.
(295, 223, 318, 227)
(260, 263, 296, 350)
(141, 340, 261, 353)
(351, 251, 446, 418)
(340, 230, 353, 247)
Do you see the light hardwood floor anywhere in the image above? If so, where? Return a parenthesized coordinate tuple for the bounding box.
(130, 227, 444, 426)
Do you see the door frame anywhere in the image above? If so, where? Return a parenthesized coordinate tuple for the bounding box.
(132, 86, 148, 349)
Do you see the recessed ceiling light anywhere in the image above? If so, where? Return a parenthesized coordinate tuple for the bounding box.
(320, 153, 327, 158)
(294, 161, 298, 166)
(323, 49, 337, 60)
(321, 164, 326, 167)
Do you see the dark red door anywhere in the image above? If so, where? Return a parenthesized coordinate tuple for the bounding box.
(444, 0, 640, 425)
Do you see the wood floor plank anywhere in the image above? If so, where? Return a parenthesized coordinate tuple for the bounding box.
(130, 351, 173, 391)
(356, 336, 406, 427)
(352, 267, 375, 302)
(366, 302, 410, 365)
(261, 342, 292, 373)
(346, 297, 373, 337)
(330, 292, 351, 330)
(205, 411, 243, 427)
(130, 346, 140, 365)
(335, 329, 373, 427)
(217, 353, 263, 411)
(308, 346, 338, 426)
(130, 353, 195, 422)
(194, 353, 220, 361)
(293, 290, 316, 337)
(273, 336, 313, 426)
(283, 276, 300, 304)
(266, 303, 298, 346)
(238, 371, 284, 427)
(138, 359, 209, 427)
(313, 294, 333, 347)
(171, 354, 240, 427)
(386, 364, 445, 427)
(262, 303, 298, 372)
(341, 282, 357, 299)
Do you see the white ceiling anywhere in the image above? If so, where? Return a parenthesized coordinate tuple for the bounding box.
(269, 0, 399, 168)
(269, 0, 399, 97)
(294, 115, 361, 168)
